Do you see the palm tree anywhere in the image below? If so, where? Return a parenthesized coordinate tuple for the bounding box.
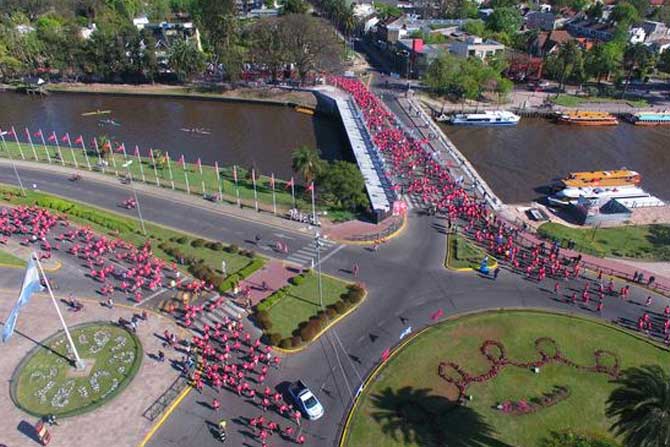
(606, 365, 670, 447)
(291, 146, 323, 184)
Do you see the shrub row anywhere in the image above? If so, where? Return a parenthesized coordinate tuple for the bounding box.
(34, 197, 135, 233)
(263, 283, 366, 348)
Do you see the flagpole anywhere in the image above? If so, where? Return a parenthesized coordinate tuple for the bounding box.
(252, 168, 258, 212)
(92, 138, 104, 173)
(311, 182, 317, 226)
(271, 173, 277, 215)
(291, 178, 296, 208)
(34, 254, 85, 370)
(215, 161, 222, 201)
(181, 155, 190, 194)
(79, 137, 92, 171)
(198, 159, 206, 195)
(166, 152, 175, 190)
(52, 131, 65, 166)
(38, 130, 51, 164)
(65, 134, 79, 169)
(233, 165, 240, 207)
(108, 142, 119, 176)
(149, 149, 160, 187)
(25, 129, 39, 161)
(0, 131, 26, 196)
(135, 146, 146, 183)
(11, 127, 25, 160)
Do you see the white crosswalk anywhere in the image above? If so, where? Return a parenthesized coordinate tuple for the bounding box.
(286, 238, 338, 268)
(403, 194, 423, 211)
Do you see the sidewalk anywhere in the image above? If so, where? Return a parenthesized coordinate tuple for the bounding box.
(238, 260, 296, 306)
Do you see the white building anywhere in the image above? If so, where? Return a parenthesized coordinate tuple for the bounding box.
(450, 36, 505, 59)
(628, 26, 647, 43)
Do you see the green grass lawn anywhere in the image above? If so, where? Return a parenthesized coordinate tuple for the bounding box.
(538, 222, 670, 261)
(0, 248, 26, 267)
(0, 140, 361, 219)
(265, 272, 351, 339)
(0, 185, 264, 286)
(446, 233, 489, 270)
(13, 322, 142, 417)
(550, 94, 649, 108)
(346, 310, 670, 447)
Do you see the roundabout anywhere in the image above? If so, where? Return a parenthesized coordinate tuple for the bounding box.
(343, 310, 670, 447)
(11, 322, 142, 418)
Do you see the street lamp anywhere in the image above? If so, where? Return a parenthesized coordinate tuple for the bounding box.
(0, 131, 26, 196)
(122, 160, 147, 236)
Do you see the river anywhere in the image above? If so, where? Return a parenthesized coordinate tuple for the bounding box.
(443, 117, 670, 204)
(0, 91, 349, 179)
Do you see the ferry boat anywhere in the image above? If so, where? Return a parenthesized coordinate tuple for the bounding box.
(629, 111, 670, 126)
(560, 169, 641, 188)
(556, 111, 618, 126)
(449, 110, 520, 126)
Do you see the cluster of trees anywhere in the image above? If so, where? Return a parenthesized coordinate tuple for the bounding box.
(544, 40, 658, 94)
(247, 14, 342, 82)
(312, 0, 356, 36)
(291, 146, 368, 212)
(0, 0, 344, 83)
(424, 52, 513, 102)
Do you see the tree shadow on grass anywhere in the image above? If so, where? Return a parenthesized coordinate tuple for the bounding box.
(370, 387, 511, 447)
(646, 225, 670, 260)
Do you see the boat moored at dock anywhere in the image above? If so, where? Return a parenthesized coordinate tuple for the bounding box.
(556, 111, 618, 126)
(628, 111, 670, 126)
(449, 110, 520, 127)
(560, 169, 641, 188)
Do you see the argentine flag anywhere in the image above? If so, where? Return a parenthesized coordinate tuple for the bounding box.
(2, 256, 44, 342)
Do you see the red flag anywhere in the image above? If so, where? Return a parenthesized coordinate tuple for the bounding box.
(134, 145, 140, 156)
(214, 160, 219, 173)
(115, 144, 124, 153)
(431, 309, 445, 321)
(74, 135, 83, 145)
(307, 182, 314, 192)
(233, 165, 238, 182)
(47, 133, 57, 142)
(61, 134, 70, 143)
(102, 141, 111, 150)
(381, 347, 391, 362)
(34, 129, 43, 138)
(179, 154, 186, 167)
(6, 128, 15, 137)
(270, 173, 275, 188)
(252, 168, 256, 182)
(285, 177, 294, 190)
(197, 158, 202, 170)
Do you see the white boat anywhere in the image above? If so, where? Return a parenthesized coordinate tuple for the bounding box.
(450, 110, 520, 126)
(548, 185, 655, 206)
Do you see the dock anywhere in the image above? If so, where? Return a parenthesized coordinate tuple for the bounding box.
(312, 86, 396, 223)
(396, 94, 503, 211)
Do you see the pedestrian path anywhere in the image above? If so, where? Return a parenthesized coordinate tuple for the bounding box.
(238, 261, 295, 306)
(286, 238, 339, 267)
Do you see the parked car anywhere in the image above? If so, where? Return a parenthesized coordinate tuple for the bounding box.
(288, 380, 324, 421)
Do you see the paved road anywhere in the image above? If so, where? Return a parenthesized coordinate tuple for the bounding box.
(1, 162, 668, 447)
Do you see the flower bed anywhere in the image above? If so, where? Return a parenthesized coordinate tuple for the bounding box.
(11, 322, 142, 417)
(438, 337, 621, 401)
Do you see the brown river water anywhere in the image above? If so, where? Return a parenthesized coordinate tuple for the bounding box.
(443, 117, 670, 204)
(0, 91, 350, 179)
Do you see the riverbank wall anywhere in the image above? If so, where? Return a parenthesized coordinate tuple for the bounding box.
(2, 82, 323, 110)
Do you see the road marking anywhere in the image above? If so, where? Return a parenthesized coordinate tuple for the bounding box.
(137, 385, 193, 447)
(134, 287, 167, 307)
(315, 244, 347, 269)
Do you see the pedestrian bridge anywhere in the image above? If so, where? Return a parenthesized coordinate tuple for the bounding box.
(313, 86, 396, 223)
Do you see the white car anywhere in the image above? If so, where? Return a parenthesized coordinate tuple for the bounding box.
(288, 380, 324, 421)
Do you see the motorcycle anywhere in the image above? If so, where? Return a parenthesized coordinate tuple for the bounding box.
(68, 173, 82, 182)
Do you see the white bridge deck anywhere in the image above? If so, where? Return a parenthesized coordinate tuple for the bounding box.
(315, 87, 395, 220)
